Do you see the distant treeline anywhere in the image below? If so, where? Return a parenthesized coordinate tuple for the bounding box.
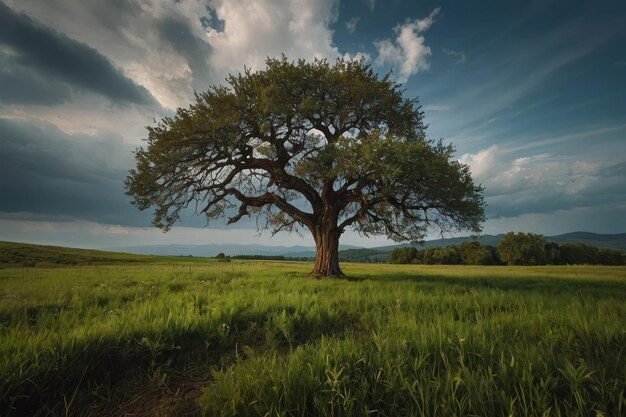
(388, 232, 626, 266)
(217, 254, 309, 261)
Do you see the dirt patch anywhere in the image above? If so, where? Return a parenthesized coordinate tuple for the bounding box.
(82, 367, 211, 417)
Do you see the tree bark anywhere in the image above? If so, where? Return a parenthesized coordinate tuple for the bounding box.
(310, 223, 343, 277)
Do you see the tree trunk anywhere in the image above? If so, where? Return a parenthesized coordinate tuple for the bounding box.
(310, 224, 343, 277)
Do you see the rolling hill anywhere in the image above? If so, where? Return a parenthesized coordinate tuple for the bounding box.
(0, 241, 152, 267)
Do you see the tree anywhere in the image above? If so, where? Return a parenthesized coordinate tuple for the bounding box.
(559, 243, 599, 264)
(459, 241, 495, 265)
(598, 248, 625, 266)
(423, 246, 461, 265)
(126, 58, 484, 277)
(497, 232, 547, 266)
(388, 247, 418, 264)
(544, 241, 561, 264)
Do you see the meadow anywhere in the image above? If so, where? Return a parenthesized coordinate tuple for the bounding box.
(0, 245, 625, 416)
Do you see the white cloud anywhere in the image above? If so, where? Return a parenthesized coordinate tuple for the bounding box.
(374, 8, 440, 83)
(206, 0, 351, 75)
(460, 145, 564, 196)
(459, 145, 626, 217)
(443, 48, 466, 63)
(346, 16, 360, 34)
(458, 144, 502, 180)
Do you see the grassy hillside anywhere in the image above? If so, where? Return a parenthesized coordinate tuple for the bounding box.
(0, 248, 624, 416)
(0, 241, 156, 267)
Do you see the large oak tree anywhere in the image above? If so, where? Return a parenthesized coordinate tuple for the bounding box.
(126, 58, 484, 276)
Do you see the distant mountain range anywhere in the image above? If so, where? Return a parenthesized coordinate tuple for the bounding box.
(106, 232, 626, 260)
(106, 243, 360, 258)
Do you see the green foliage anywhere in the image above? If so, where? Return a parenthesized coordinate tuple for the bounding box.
(339, 248, 388, 263)
(423, 245, 462, 265)
(387, 247, 418, 264)
(459, 241, 497, 265)
(544, 241, 561, 264)
(386, 235, 625, 266)
(560, 243, 599, 264)
(597, 247, 626, 265)
(388, 242, 496, 265)
(497, 232, 547, 266)
(558, 243, 625, 266)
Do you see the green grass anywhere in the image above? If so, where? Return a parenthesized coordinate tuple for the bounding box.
(0, 245, 624, 416)
(0, 241, 157, 267)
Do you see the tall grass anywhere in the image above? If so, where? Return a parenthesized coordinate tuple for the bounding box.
(0, 260, 624, 416)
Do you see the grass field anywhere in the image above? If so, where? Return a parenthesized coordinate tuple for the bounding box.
(0, 244, 625, 416)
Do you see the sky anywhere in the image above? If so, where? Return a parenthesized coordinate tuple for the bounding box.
(1, 0, 625, 249)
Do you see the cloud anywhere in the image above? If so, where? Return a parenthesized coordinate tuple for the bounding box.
(1, 97, 167, 145)
(599, 161, 626, 177)
(0, 218, 316, 249)
(0, 2, 154, 106)
(458, 145, 501, 181)
(459, 145, 626, 218)
(156, 15, 213, 91)
(4, 0, 210, 109)
(206, 0, 352, 74)
(443, 48, 466, 63)
(0, 116, 277, 230)
(6, 0, 368, 110)
(346, 17, 360, 34)
(374, 8, 440, 83)
(0, 49, 73, 105)
(367, 0, 376, 11)
(0, 117, 146, 225)
(481, 204, 626, 236)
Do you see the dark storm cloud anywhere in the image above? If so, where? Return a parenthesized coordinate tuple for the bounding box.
(0, 118, 234, 228)
(0, 2, 154, 105)
(0, 117, 149, 225)
(157, 15, 213, 91)
(0, 51, 72, 105)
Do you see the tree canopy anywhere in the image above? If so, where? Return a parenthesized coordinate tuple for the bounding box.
(497, 232, 547, 266)
(126, 57, 485, 276)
